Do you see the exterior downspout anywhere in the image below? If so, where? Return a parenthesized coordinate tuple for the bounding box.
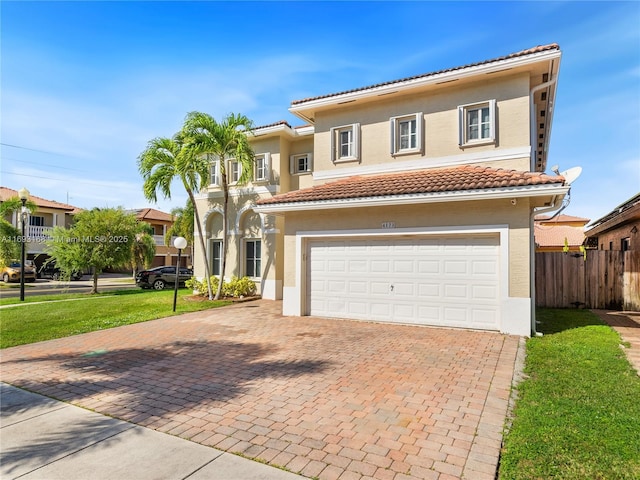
(530, 77, 558, 172)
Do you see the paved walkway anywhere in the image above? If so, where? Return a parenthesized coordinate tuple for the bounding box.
(0, 300, 522, 480)
(592, 310, 640, 374)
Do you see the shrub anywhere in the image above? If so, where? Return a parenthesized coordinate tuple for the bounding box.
(185, 276, 219, 296)
(223, 276, 257, 298)
(186, 276, 256, 298)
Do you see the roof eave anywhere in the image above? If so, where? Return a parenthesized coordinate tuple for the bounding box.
(254, 183, 569, 214)
(585, 207, 640, 237)
(289, 49, 562, 123)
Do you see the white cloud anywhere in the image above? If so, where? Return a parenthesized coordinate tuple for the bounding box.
(2, 166, 187, 213)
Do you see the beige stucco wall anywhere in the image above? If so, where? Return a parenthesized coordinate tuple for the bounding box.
(312, 73, 531, 174)
(193, 132, 312, 297)
(281, 197, 532, 298)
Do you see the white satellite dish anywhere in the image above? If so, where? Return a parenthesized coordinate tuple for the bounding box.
(560, 166, 582, 185)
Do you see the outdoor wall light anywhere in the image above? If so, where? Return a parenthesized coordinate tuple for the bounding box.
(172, 236, 188, 312)
(18, 187, 30, 302)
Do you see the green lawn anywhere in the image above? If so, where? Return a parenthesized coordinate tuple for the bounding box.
(0, 289, 231, 349)
(499, 309, 640, 480)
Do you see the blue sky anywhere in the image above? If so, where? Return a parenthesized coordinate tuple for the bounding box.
(1, 1, 639, 223)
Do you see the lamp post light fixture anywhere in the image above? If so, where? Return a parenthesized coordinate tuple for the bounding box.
(172, 236, 188, 312)
(18, 187, 30, 302)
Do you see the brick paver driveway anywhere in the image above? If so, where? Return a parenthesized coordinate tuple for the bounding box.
(0, 300, 521, 480)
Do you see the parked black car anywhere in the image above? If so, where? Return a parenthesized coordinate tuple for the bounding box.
(38, 261, 83, 281)
(135, 266, 193, 290)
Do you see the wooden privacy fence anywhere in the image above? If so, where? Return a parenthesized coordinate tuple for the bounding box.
(535, 250, 640, 311)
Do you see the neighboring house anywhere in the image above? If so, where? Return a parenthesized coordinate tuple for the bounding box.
(0, 186, 81, 268)
(131, 208, 192, 267)
(534, 214, 589, 252)
(584, 193, 640, 251)
(195, 44, 571, 336)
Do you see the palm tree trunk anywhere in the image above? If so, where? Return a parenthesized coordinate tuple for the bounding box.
(187, 189, 213, 300)
(91, 271, 99, 294)
(215, 175, 229, 300)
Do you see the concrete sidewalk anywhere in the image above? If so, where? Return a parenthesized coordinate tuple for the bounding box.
(0, 383, 306, 480)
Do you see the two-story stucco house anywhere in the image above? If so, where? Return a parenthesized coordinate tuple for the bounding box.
(130, 208, 193, 268)
(194, 44, 571, 336)
(0, 186, 81, 268)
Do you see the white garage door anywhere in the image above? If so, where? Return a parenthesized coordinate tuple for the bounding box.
(308, 235, 500, 330)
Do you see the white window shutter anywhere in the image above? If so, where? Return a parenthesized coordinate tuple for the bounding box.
(416, 113, 424, 153)
(307, 154, 313, 172)
(289, 156, 295, 174)
(264, 152, 270, 180)
(353, 123, 360, 160)
(458, 106, 464, 145)
(390, 117, 397, 154)
(489, 99, 496, 141)
(330, 127, 337, 162)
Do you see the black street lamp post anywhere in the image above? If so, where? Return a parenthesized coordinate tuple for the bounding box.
(173, 236, 187, 312)
(18, 187, 30, 302)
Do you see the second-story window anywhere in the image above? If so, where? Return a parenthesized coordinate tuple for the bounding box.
(209, 160, 220, 186)
(458, 100, 496, 146)
(339, 130, 352, 157)
(331, 123, 360, 163)
(289, 153, 313, 174)
(254, 153, 269, 182)
(390, 113, 423, 155)
(229, 160, 241, 184)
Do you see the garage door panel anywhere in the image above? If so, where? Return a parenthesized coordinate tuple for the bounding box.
(347, 302, 368, 315)
(393, 260, 415, 274)
(310, 279, 326, 293)
(393, 282, 415, 296)
(444, 260, 468, 275)
(418, 260, 440, 274)
(472, 260, 497, 275)
(371, 260, 391, 273)
(308, 235, 500, 330)
(418, 283, 441, 297)
(348, 260, 368, 273)
(418, 305, 441, 320)
(444, 284, 468, 299)
(472, 308, 499, 326)
(370, 282, 390, 294)
(472, 285, 498, 300)
(348, 281, 368, 294)
(393, 304, 418, 322)
(328, 260, 346, 272)
(370, 302, 392, 317)
(443, 307, 468, 323)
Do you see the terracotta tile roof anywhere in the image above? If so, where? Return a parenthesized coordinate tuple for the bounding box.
(132, 208, 173, 222)
(257, 165, 564, 206)
(291, 44, 560, 105)
(253, 120, 292, 131)
(535, 224, 585, 248)
(535, 214, 590, 224)
(0, 186, 80, 212)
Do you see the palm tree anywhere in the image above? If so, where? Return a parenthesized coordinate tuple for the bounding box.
(182, 112, 254, 300)
(131, 223, 156, 279)
(165, 198, 195, 265)
(137, 134, 214, 299)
